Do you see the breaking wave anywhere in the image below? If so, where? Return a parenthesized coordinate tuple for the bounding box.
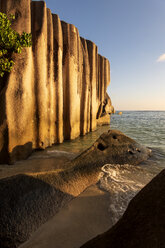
(99, 164, 155, 226)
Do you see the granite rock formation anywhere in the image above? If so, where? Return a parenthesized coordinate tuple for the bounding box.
(81, 169, 165, 248)
(0, 130, 151, 248)
(0, 0, 113, 164)
(70, 129, 151, 169)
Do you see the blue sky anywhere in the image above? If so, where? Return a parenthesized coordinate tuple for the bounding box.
(40, 0, 165, 110)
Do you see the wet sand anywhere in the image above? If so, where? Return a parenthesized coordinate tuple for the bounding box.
(20, 184, 111, 248)
(0, 150, 76, 179)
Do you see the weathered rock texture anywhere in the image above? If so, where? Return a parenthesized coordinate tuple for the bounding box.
(0, 130, 150, 248)
(70, 129, 151, 170)
(0, 0, 113, 164)
(81, 169, 165, 248)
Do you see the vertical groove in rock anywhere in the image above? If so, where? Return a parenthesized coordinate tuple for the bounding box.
(31, 1, 49, 149)
(52, 14, 64, 143)
(78, 34, 83, 135)
(102, 57, 105, 102)
(98, 55, 102, 103)
(47, 8, 56, 145)
(61, 21, 71, 140)
(62, 22, 81, 140)
(87, 40, 98, 131)
(80, 38, 90, 135)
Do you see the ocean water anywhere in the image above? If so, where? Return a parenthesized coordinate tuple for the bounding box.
(99, 111, 165, 225)
(110, 111, 165, 170)
(35, 111, 165, 170)
(31, 111, 165, 226)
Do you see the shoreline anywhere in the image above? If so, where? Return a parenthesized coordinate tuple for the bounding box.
(20, 184, 112, 248)
(0, 152, 76, 180)
(0, 130, 153, 248)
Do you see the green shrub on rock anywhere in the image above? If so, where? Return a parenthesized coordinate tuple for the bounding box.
(0, 12, 32, 77)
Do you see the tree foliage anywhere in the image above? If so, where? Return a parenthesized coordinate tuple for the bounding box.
(0, 12, 32, 77)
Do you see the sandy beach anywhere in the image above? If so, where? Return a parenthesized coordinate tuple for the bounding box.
(0, 154, 112, 248)
(20, 184, 111, 248)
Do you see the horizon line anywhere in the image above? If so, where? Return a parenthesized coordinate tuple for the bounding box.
(114, 110, 165, 112)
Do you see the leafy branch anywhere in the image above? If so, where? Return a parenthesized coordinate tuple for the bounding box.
(0, 12, 32, 77)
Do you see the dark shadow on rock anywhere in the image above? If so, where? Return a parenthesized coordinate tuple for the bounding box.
(0, 74, 33, 165)
(81, 169, 165, 248)
(0, 76, 10, 164)
(9, 142, 33, 164)
(0, 123, 9, 164)
(0, 142, 33, 165)
(0, 174, 73, 248)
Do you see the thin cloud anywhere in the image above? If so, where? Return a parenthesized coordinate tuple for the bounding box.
(157, 53, 165, 62)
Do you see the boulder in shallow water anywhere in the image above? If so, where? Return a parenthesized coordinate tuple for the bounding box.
(96, 114, 110, 126)
(71, 129, 151, 170)
(81, 169, 165, 248)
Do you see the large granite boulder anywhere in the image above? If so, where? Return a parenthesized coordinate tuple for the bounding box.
(71, 129, 151, 170)
(103, 93, 114, 115)
(81, 169, 165, 248)
(97, 114, 110, 126)
(96, 94, 114, 120)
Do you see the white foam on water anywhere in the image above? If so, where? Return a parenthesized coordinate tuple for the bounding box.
(46, 150, 75, 155)
(28, 150, 75, 160)
(99, 164, 154, 226)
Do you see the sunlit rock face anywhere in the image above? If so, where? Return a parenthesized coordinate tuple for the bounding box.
(0, 0, 113, 164)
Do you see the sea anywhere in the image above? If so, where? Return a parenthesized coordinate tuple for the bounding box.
(31, 111, 165, 226)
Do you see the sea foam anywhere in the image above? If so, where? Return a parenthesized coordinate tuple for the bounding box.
(99, 164, 154, 226)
